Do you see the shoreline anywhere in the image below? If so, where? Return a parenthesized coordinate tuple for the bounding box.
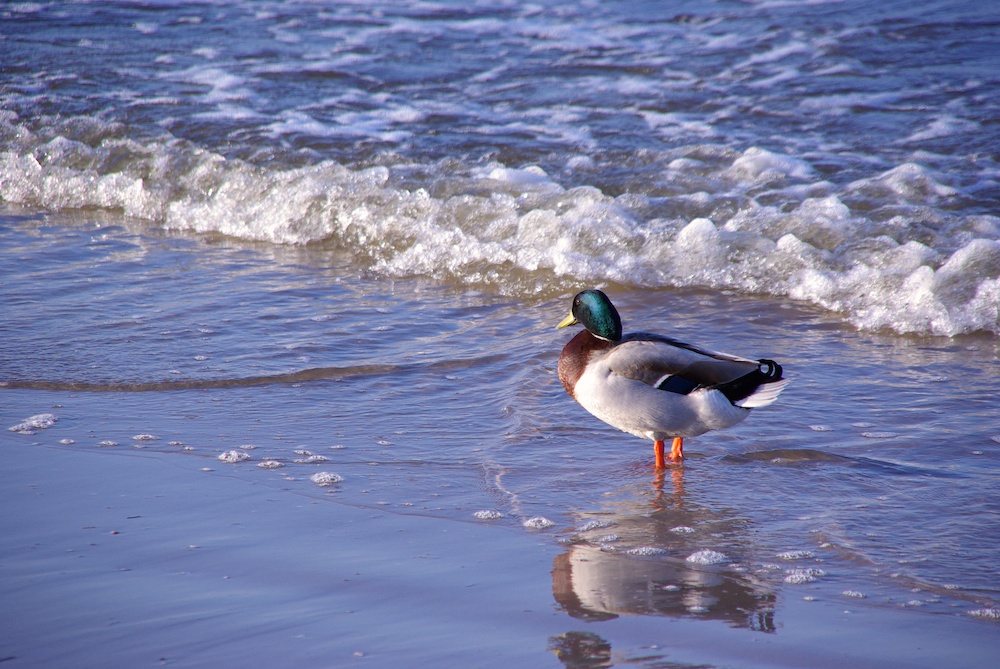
(4, 431, 999, 668)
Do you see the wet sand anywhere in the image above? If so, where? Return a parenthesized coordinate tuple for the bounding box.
(4, 429, 999, 668)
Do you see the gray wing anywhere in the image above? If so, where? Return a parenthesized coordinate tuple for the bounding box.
(606, 333, 761, 389)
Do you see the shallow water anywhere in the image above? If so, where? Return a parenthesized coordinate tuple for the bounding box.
(3, 213, 1000, 666)
(3, 0, 1000, 666)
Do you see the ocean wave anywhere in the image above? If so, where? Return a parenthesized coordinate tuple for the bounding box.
(1, 115, 997, 336)
(0, 356, 504, 391)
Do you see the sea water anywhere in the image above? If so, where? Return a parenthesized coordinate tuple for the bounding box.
(3, 0, 998, 336)
(3, 1, 1000, 667)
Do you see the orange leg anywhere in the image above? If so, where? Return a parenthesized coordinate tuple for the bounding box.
(669, 437, 684, 461)
(653, 440, 666, 469)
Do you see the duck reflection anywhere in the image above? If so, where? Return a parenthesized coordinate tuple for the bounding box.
(551, 466, 776, 633)
(547, 631, 613, 669)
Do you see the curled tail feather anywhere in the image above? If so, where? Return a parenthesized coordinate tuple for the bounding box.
(715, 359, 787, 408)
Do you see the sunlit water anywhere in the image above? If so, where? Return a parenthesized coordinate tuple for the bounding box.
(3, 0, 999, 335)
(3, 0, 1000, 665)
(4, 213, 998, 622)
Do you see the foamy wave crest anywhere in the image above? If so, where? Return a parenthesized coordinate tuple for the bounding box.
(2, 116, 997, 336)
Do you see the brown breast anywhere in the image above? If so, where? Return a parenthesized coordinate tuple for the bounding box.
(558, 330, 613, 399)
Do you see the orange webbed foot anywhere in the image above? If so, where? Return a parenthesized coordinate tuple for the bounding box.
(668, 437, 684, 462)
(654, 438, 684, 468)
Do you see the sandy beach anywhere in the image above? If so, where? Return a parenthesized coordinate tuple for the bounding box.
(5, 424, 1000, 668)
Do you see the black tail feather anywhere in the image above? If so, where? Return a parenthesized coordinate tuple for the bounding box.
(713, 359, 783, 404)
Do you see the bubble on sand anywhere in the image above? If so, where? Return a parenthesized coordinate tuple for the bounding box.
(628, 546, 668, 556)
(8, 413, 58, 435)
(473, 509, 505, 520)
(670, 526, 696, 534)
(523, 516, 556, 529)
(784, 568, 826, 584)
(132, 434, 157, 441)
(968, 608, 1000, 621)
(777, 550, 816, 560)
(257, 460, 284, 469)
(577, 519, 614, 531)
(218, 449, 251, 463)
(294, 455, 330, 463)
(310, 471, 344, 486)
(686, 550, 729, 564)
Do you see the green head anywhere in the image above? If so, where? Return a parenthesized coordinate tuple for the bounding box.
(556, 289, 623, 341)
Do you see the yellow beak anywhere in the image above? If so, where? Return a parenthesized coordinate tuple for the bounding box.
(556, 312, 577, 329)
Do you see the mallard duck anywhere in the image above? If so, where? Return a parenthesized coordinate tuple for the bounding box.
(557, 290, 787, 468)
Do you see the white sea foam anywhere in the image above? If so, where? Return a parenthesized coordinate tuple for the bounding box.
(798, 91, 900, 116)
(686, 549, 729, 565)
(627, 546, 668, 557)
(310, 471, 344, 486)
(904, 115, 980, 144)
(641, 111, 716, 139)
(725, 147, 816, 182)
(777, 550, 815, 560)
(968, 608, 1000, 621)
(523, 516, 556, 530)
(8, 413, 57, 434)
(1, 114, 997, 336)
(785, 568, 826, 584)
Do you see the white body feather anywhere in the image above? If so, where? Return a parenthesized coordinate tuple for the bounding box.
(573, 355, 754, 440)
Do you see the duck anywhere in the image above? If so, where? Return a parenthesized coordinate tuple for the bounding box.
(557, 289, 787, 468)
